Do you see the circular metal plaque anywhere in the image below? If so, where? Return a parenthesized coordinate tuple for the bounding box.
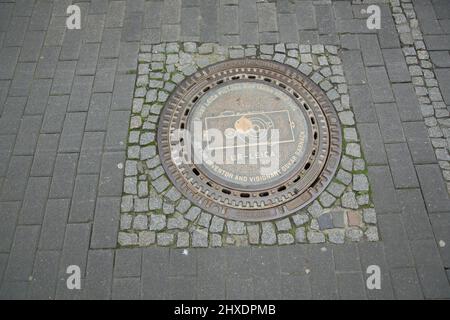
(157, 59, 342, 222)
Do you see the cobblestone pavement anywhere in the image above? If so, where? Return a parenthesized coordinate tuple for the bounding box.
(0, 0, 449, 300)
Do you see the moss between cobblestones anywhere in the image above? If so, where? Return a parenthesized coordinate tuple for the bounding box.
(118, 42, 380, 248)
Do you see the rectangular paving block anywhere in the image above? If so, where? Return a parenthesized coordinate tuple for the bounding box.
(398, 189, 434, 241)
(98, 152, 125, 197)
(9, 62, 35, 97)
(4, 16, 29, 47)
(143, 0, 162, 29)
(169, 249, 197, 277)
(429, 213, 450, 268)
(85, 250, 114, 300)
(69, 174, 99, 223)
(278, 245, 308, 275)
(358, 242, 395, 299)
(19, 176, 51, 225)
(226, 247, 252, 278)
(278, 13, 299, 43)
(59, 112, 87, 153)
(76, 43, 100, 76)
(359, 34, 384, 67)
(0, 97, 27, 135)
(0, 135, 15, 177)
(226, 276, 254, 299)
(374, 103, 405, 143)
(117, 42, 139, 73)
(91, 197, 121, 249)
(366, 66, 395, 103)
(416, 164, 450, 213)
(141, 248, 169, 299)
(435, 68, 450, 105)
(308, 245, 338, 300)
(112, 278, 141, 300)
(60, 29, 82, 61)
(402, 122, 436, 164)
(100, 29, 122, 59)
(51, 61, 77, 95)
(18, 31, 45, 62)
(181, 7, 200, 40)
(219, 5, 239, 36)
(240, 0, 257, 23)
(342, 51, 366, 85)
(68, 76, 94, 112)
(13, 116, 42, 156)
(28, 251, 60, 300)
(29, 0, 52, 31)
(0, 156, 33, 201)
(167, 276, 196, 299)
(55, 223, 91, 299)
(357, 123, 387, 165)
(105, 110, 130, 151)
(251, 248, 281, 300)
(257, 2, 278, 33)
(368, 166, 401, 214)
(424, 35, 450, 50)
(4, 225, 40, 281)
(78, 132, 105, 174)
(390, 268, 424, 300)
(39, 199, 70, 250)
(200, 0, 217, 43)
(197, 249, 226, 300)
(385, 143, 420, 189)
(111, 74, 135, 111)
(86, 93, 112, 131)
(0, 202, 21, 253)
(84, 14, 105, 43)
(382, 48, 411, 83)
(392, 83, 423, 122)
(114, 248, 142, 278)
(106, 1, 126, 28)
(49, 153, 78, 199)
(35, 46, 60, 79)
(333, 244, 362, 273)
(337, 272, 367, 300)
(25, 79, 52, 115)
(122, 13, 143, 43)
(31, 134, 59, 177)
(410, 239, 450, 299)
(41, 95, 69, 133)
(93, 59, 117, 93)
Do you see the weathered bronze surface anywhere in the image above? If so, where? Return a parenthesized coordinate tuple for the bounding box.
(157, 59, 342, 221)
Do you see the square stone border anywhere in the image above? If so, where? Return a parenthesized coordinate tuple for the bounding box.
(118, 42, 379, 248)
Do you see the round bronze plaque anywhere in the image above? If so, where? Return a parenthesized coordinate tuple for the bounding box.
(158, 59, 342, 222)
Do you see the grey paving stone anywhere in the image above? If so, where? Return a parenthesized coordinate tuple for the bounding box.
(358, 242, 395, 299)
(91, 197, 121, 249)
(342, 51, 366, 85)
(112, 278, 141, 300)
(169, 249, 197, 277)
(375, 103, 405, 143)
(98, 152, 125, 197)
(0, 202, 21, 252)
(29, 0, 52, 31)
(0, 281, 29, 300)
(385, 143, 419, 189)
(49, 153, 78, 199)
(390, 268, 424, 300)
(278, 13, 299, 43)
(359, 34, 384, 67)
(76, 43, 100, 75)
(19, 177, 51, 225)
(111, 74, 135, 111)
(78, 132, 105, 174)
(366, 66, 395, 103)
(278, 245, 308, 275)
(226, 275, 253, 299)
(0, 135, 15, 177)
(59, 112, 86, 153)
(435, 69, 450, 105)
(24, 79, 52, 115)
(51, 61, 77, 95)
(117, 42, 139, 73)
(368, 166, 401, 214)
(4, 225, 40, 281)
(100, 29, 121, 59)
(379, 214, 414, 269)
(39, 199, 70, 251)
(181, 7, 200, 40)
(0, 97, 27, 135)
(35, 47, 60, 79)
(257, 2, 278, 33)
(0, 156, 33, 201)
(85, 250, 114, 300)
(429, 51, 450, 68)
(106, 1, 126, 28)
(308, 245, 338, 300)
(141, 248, 169, 299)
(114, 249, 142, 278)
(382, 48, 411, 83)
(85, 93, 111, 131)
(429, 213, 450, 268)
(93, 58, 117, 93)
(9, 62, 35, 97)
(410, 239, 450, 299)
(424, 35, 450, 50)
(41, 95, 69, 133)
(83, 14, 105, 43)
(337, 272, 367, 300)
(19, 31, 45, 62)
(357, 123, 387, 165)
(200, 0, 217, 42)
(30, 134, 59, 177)
(251, 248, 281, 299)
(403, 122, 436, 164)
(0, 47, 20, 80)
(416, 164, 450, 213)
(69, 175, 98, 223)
(4, 16, 28, 46)
(55, 223, 91, 299)
(28, 250, 60, 300)
(60, 29, 82, 61)
(280, 274, 312, 300)
(167, 276, 196, 300)
(333, 244, 362, 272)
(105, 111, 130, 151)
(68, 76, 94, 112)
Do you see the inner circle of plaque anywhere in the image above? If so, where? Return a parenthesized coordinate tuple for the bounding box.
(187, 81, 311, 191)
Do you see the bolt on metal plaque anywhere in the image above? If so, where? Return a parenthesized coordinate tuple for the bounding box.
(158, 59, 342, 222)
